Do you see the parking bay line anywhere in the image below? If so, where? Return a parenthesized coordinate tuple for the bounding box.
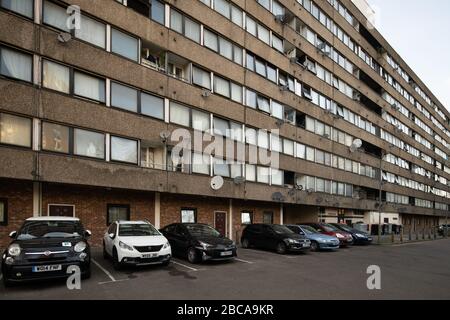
(234, 258, 254, 264)
(92, 258, 128, 284)
(171, 260, 199, 271)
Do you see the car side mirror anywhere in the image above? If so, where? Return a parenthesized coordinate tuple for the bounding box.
(84, 230, 92, 238)
(299, 232, 305, 236)
(9, 231, 17, 239)
(109, 233, 115, 239)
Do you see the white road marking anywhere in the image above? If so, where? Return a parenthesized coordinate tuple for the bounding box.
(171, 260, 199, 271)
(234, 258, 254, 264)
(98, 278, 129, 285)
(92, 258, 116, 282)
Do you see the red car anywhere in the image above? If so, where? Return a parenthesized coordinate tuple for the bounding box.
(302, 223, 353, 247)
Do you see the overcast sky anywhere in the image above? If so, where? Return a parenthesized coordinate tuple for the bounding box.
(366, 0, 450, 111)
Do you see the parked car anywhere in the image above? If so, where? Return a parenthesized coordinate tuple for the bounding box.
(438, 224, 450, 236)
(160, 223, 236, 264)
(286, 224, 340, 251)
(302, 223, 353, 247)
(330, 223, 373, 245)
(103, 220, 171, 269)
(1, 217, 91, 287)
(241, 224, 311, 254)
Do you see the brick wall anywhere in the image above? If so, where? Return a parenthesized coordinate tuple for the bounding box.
(0, 179, 33, 250)
(41, 184, 155, 246)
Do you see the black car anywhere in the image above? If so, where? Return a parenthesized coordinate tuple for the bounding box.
(330, 223, 373, 245)
(160, 223, 237, 264)
(2, 217, 91, 287)
(438, 224, 450, 237)
(241, 224, 311, 254)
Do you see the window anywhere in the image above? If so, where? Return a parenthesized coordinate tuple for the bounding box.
(170, 102, 190, 127)
(0, 113, 32, 147)
(42, 60, 70, 93)
(257, 24, 270, 45)
(192, 152, 210, 175)
(230, 163, 243, 178)
(214, 76, 230, 98)
(271, 168, 283, 185)
(1, 0, 33, 18)
(74, 128, 105, 159)
(283, 139, 294, 156)
(231, 4, 243, 27)
(141, 92, 164, 120)
(170, 9, 183, 33)
(0, 199, 7, 225)
(107, 204, 130, 225)
(246, 89, 257, 108)
(204, 29, 218, 51)
(213, 117, 230, 137)
(263, 211, 273, 224)
(181, 208, 196, 223)
(257, 95, 270, 113)
(257, 130, 269, 149)
(213, 158, 230, 177)
(257, 166, 270, 184)
(246, 128, 257, 145)
(184, 17, 201, 43)
(215, 0, 230, 18)
(241, 212, 252, 224)
(245, 164, 256, 181)
(0, 46, 32, 82)
(111, 82, 138, 112)
(231, 83, 242, 103)
(74, 71, 105, 102)
(246, 16, 257, 36)
(42, 122, 70, 153)
(151, 0, 165, 25)
(43, 0, 69, 32)
(306, 146, 315, 162)
(192, 109, 210, 132)
(192, 66, 211, 89)
(111, 28, 139, 61)
(75, 14, 106, 48)
(110, 136, 138, 164)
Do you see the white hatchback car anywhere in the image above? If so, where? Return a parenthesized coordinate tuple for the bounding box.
(103, 220, 171, 269)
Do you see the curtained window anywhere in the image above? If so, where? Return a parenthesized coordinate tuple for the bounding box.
(111, 82, 138, 112)
(0, 113, 31, 147)
(111, 136, 138, 164)
(2, 0, 33, 18)
(111, 28, 138, 61)
(192, 66, 211, 89)
(43, 1, 69, 31)
(170, 102, 190, 127)
(42, 60, 70, 93)
(74, 129, 105, 159)
(75, 14, 106, 48)
(0, 47, 32, 82)
(42, 122, 70, 153)
(192, 153, 210, 175)
(184, 18, 200, 43)
(141, 93, 164, 120)
(204, 29, 218, 51)
(74, 71, 105, 102)
(192, 109, 210, 132)
(214, 76, 230, 98)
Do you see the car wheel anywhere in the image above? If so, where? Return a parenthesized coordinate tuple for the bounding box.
(187, 247, 200, 264)
(112, 248, 122, 270)
(276, 242, 287, 254)
(241, 238, 250, 249)
(161, 259, 171, 267)
(310, 241, 319, 252)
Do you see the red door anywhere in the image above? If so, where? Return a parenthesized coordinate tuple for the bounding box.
(215, 212, 227, 236)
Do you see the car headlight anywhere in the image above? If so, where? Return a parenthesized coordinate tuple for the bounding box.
(74, 241, 87, 253)
(163, 241, 170, 249)
(336, 233, 344, 238)
(119, 241, 134, 251)
(285, 238, 298, 244)
(355, 233, 366, 238)
(8, 244, 21, 256)
(198, 241, 212, 250)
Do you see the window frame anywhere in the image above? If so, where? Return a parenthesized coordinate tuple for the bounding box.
(109, 134, 139, 165)
(0, 45, 33, 84)
(180, 207, 197, 223)
(0, 112, 33, 149)
(0, 198, 7, 226)
(107, 204, 130, 226)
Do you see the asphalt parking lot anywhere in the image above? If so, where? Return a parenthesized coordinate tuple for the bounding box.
(1, 239, 450, 300)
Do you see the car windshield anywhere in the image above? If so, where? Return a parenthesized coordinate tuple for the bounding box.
(334, 224, 352, 232)
(300, 225, 319, 234)
(185, 224, 221, 237)
(321, 224, 340, 232)
(119, 224, 160, 236)
(271, 225, 295, 234)
(17, 221, 83, 240)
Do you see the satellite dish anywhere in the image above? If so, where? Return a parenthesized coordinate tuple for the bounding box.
(271, 192, 284, 202)
(57, 32, 72, 43)
(210, 176, 224, 190)
(351, 139, 363, 149)
(159, 130, 171, 143)
(233, 176, 245, 185)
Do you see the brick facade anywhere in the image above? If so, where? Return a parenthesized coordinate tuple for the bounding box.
(0, 179, 33, 250)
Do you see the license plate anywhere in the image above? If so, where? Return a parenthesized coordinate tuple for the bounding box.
(142, 253, 158, 259)
(220, 251, 233, 256)
(302, 243, 309, 247)
(368, 238, 373, 241)
(32, 265, 62, 273)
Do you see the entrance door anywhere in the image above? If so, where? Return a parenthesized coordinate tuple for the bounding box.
(48, 205, 75, 217)
(214, 212, 227, 236)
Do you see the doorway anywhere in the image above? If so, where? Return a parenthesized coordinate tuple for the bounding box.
(214, 211, 227, 236)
